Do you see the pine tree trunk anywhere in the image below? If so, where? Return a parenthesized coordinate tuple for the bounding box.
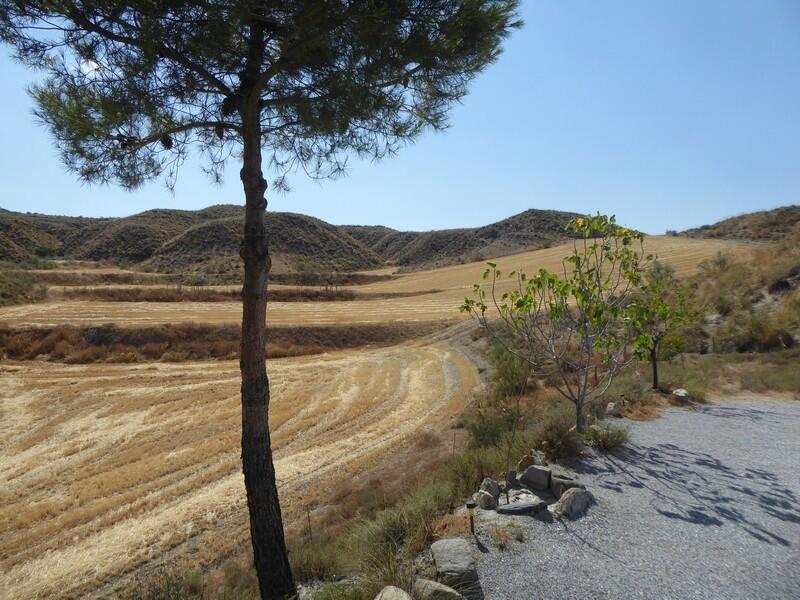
(651, 346, 659, 391)
(239, 102, 295, 599)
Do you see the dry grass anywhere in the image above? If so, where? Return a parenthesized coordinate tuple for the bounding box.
(0, 339, 481, 599)
(54, 286, 441, 303)
(0, 321, 448, 363)
(0, 236, 748, 329)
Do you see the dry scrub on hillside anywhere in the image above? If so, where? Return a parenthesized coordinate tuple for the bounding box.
(55, 286, 440, 303)
(0, 321, 447, 363)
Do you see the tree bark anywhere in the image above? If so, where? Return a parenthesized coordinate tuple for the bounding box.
(238, 25, 295, 597)
(650, 345, 659, 391)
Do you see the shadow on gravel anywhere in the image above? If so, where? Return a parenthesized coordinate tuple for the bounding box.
(574, 443, 800, 547)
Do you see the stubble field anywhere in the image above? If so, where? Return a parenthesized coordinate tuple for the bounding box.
(0, 235, 748, 599)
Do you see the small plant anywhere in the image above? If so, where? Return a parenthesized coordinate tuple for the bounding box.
(584, 422, 630, 452)
(491, 525, 510, 550)
(509, 523, 526, 542)
(531, 401, 583, 460)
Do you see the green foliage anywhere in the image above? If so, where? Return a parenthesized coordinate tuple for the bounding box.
(630, 262, 689, 355)
(584, 422, 630, 452)
(0, 270, 47, 307)
(531, 401, 583, 460)
(2, 1, 521, 190)
(488, 342, 531, 400)
(462, 214, 652, 431)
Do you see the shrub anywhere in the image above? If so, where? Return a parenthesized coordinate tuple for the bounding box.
(466, 412, 514, 448)
(531, 401, 582, 460)
(584, 423, 630, 452)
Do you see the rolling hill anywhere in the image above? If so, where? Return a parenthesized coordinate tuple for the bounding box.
(343, 208, 582, 269)
(681, 205, 800, 242)
(0, 205, 581, 274)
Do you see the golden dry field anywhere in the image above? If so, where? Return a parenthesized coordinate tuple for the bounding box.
(0, 236, 745, 328)
(0, 341, 479, 599)
(0, 235, 750, 599)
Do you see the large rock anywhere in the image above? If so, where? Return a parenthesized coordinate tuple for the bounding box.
(518, 465, 551, 491)
(516, 454, 535, 472)
(604, 401, 621, 418)
(516, 450, 546, 472)
(474, 490, 497, 510)
(479, 477, 500, 500)
(549, 487, 593, 520)
(497, 499, 547, 515)
(506, 470, 519, 489)
(549, 473, 584, 499)
(430, 538, 479, 594)
(673, 388, 689, 403)
(530, 449, 547, 465)
(413, 578, 465, 600)
(374, 586, 412, 600)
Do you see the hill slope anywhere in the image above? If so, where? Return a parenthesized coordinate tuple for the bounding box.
(681, 205, 800, 242)
(342, 208, 582, 269)
(1, 205, 586, 273)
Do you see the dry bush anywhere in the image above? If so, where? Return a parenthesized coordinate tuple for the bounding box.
(0, 321, 446, 363)
(490, 526, 510, 550)
(30, 270, 176, 286)
(584, 422, 630, 452)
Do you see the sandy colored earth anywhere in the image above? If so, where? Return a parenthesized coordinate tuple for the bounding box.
(0, 236, 747, 328)
(0, 234, 749, 599)
(0, 337, 480, 600)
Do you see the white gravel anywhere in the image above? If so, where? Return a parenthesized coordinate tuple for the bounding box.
(474, 399, 800, 600)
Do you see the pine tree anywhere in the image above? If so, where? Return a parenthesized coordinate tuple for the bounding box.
(1, 2, 520, 597)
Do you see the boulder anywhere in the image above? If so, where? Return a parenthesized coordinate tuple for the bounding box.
(604, 401, 621, 418)
(374, 586, 412, 600)
(497, 499, 547, 515)
(506, 470, 519, 489)
(548, 487, 593, 520)
(516, 454, 535, 472)
(430, 538, 479, 593)
(413, 578, 465, 600)
(673, 388, 689, 403)
(517, 450, 546, 471)
(530, 449, 547, 465)
(474, 490, 497, 510)
(549, 473, 584, 499)
(479, 477, 500, 500)
(518, 465, 551, 491)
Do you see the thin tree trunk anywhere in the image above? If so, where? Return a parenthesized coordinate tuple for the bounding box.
(238, 21, 295, 600)
(650, 345, 659, 390)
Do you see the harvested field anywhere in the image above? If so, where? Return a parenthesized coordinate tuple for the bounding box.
(0, 338, 481, 599)
(52, 286, 440, 303)
(0, 321, 450, 363)
(0, 236, 749, 328)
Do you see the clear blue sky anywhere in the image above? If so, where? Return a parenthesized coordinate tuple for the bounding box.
(1, 0, 798, 233)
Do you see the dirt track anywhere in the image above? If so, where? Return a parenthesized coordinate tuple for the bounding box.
(0, 337, 480, 600)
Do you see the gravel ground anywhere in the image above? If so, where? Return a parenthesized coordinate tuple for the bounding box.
(475, 399, 800, 600)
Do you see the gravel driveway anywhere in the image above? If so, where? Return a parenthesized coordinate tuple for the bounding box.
(475, 399, 800, 600)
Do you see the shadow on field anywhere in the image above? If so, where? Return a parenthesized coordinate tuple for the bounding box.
(575, 441, 800, 548)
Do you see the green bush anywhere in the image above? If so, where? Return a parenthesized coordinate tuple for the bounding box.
(531, 402, 582, 460)
(466, 412, 514, 448)
(584, 423, 630, 452)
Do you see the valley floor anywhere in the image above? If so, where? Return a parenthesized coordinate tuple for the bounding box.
(476, 398, 800, 599)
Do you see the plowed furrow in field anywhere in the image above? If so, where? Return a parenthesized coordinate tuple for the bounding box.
(0, 340, 479, 600)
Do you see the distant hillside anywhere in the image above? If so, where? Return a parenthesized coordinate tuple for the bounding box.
(343, 208, 582, 269)
(1, 205, 583, 275)
(146, 212, 383, 274)
(681, 205, 800, 242)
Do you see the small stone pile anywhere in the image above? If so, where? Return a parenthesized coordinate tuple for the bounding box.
(472, 449, 593, 520)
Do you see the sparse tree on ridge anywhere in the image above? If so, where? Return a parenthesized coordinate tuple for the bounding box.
(0, 2, 521, 598)
(462, 215, 652, 432)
